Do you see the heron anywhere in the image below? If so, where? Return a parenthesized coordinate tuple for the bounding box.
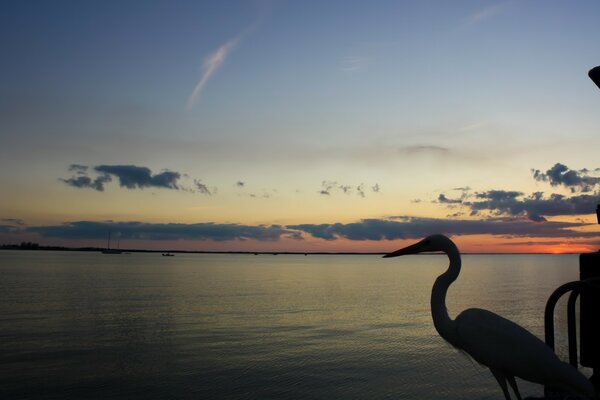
(383, 234, 595, 400)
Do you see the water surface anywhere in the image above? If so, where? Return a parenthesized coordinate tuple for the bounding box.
(0, 251, 584, 399)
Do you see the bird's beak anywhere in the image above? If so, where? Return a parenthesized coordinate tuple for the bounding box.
(383, 240, 426, 258)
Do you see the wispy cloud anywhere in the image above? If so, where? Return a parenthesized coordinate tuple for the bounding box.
(187, 35, 242, 110)
(1, 218, 25, 226)
(457, 121, 490, 132)
(194, 179, 213, 196)
(318, 180, 378, 198)
(340, 56, 368, 72)
(398, 145, 450, 155)
(464, 2, 511, 26)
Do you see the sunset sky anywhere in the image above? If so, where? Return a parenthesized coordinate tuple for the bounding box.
(1, 0, 600, 253)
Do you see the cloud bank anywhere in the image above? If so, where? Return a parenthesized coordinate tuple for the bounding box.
(24, 216, 596, 244)
(0, 225, 16, 234)
(289, 216, 596, 241)
(28, 221, 295, 242)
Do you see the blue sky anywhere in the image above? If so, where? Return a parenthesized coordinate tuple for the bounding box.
(1, 1, 600, 252)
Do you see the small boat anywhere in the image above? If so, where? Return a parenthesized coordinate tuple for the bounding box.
(102, 249, 123, 254)
(102, 231, 122, 254)
(162, 253, 174, 257)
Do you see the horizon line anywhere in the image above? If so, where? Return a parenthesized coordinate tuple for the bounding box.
(1, 244, 591, 256)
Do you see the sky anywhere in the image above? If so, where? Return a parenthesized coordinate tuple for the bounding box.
(1, 0, 600, 253)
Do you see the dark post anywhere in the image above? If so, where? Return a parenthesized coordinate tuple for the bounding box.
(582, 62, 600, 389)
(575, 67, 600, 391)
(592, 68, 600, 227)
(579, 254, 600, 391)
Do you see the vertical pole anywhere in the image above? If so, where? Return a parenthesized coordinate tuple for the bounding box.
(580, 253, 600, 392)
(567, 291, 579, 367)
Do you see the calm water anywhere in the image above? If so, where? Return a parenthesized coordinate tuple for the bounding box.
(0, 251, 587, 399)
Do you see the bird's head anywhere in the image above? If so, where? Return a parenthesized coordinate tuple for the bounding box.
(383, 234, 454, 258)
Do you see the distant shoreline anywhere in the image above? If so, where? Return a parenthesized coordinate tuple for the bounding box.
(0, 244, 587, 255)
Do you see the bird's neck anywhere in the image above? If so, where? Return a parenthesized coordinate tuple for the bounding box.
(430, 243, 461, 347)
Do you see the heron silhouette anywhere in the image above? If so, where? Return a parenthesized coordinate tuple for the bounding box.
(384, 234, 595, 400)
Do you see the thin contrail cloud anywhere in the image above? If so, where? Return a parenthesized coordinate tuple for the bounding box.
(187, 35, 241, 110)
(462, 2, 511, 27)
(186, 1, 273, 110)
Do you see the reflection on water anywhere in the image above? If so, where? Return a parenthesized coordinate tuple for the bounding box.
(0, 251, 582, 399)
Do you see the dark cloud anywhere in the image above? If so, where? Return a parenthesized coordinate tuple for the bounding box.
(61, 174, 112, 191)
(28, 221, 295, 242)
(319, 180, 375, 197)
(249, 192, 271, 199)
(289, 216, 596, 241)
(532, 163, 600, 193)
(320, 180, 337, 196)
(1, 218, 25, 226)
(194, 180, 212, 195)
(68, 164, 88, 173)
(496, 239, 600, 248)
(446, 212, 466, 218)
(94, 165, 180, 190)
(356, 184, 365, 198)
(339, 185, 352, 194)
(289, 219, 404, 241)
(435, 183, 598, 222)
(475, 190, 522, 201)
(61, 164, 183, 191)
(438, 194, 463, 204)
(438, 186, 471, 205)
(466, 191, 598, 222)
(0, 218, 25, 233)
